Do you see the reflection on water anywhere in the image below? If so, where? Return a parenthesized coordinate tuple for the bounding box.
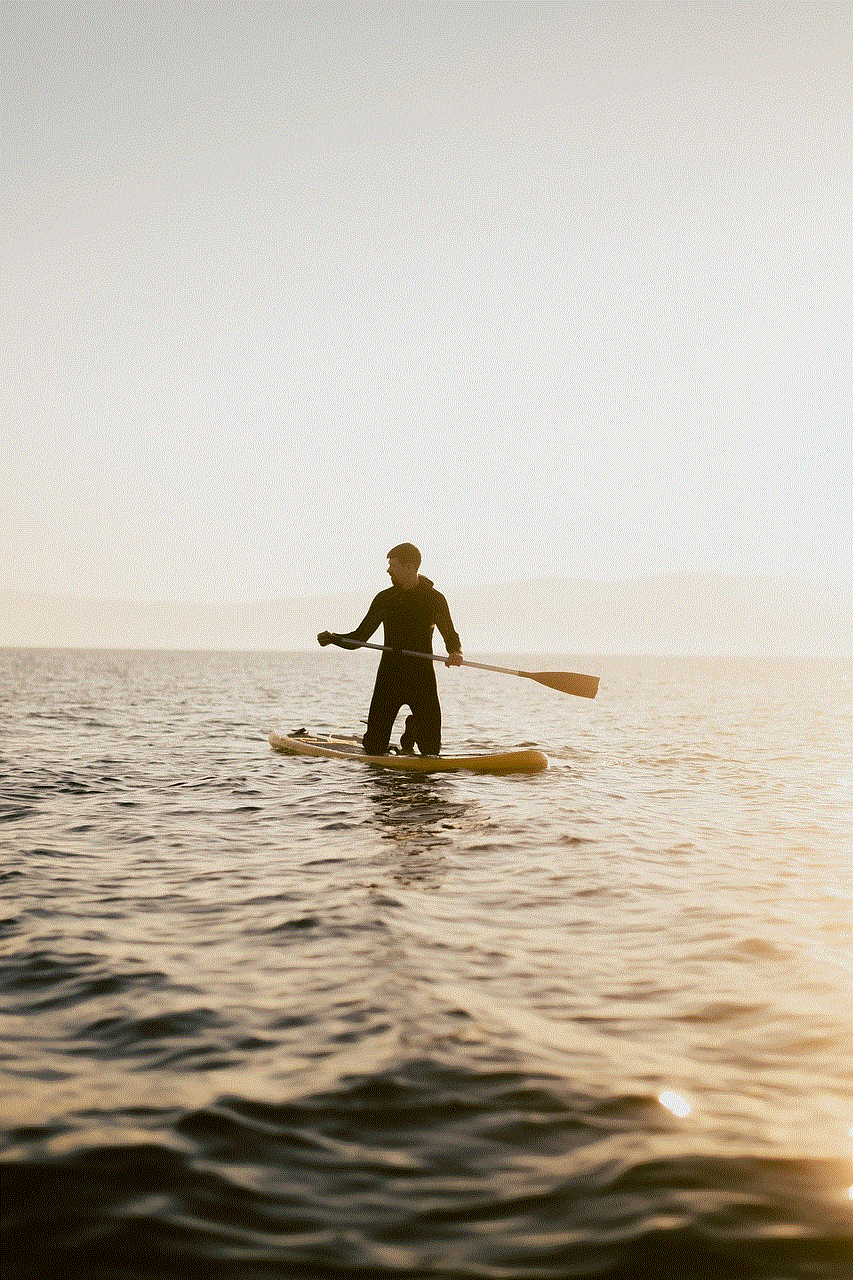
(365, 770, 471, 888)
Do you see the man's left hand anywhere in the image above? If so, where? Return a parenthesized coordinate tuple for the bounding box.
(445, 651, 463, 667)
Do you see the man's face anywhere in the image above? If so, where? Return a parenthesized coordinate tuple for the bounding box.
(387, 555, 414, 587)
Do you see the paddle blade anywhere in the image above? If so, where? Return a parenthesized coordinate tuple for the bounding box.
(525, 670, 599, 698)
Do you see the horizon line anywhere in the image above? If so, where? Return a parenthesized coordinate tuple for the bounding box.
(2, 644, 847, 660)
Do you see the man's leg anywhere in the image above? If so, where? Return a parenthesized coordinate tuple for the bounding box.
(407, 675, 442, 756)
(362, 666, 403, 754)
(399, 714, 416, 753)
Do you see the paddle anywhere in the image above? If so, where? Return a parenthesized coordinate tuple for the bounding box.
(326, 636, 599, 699)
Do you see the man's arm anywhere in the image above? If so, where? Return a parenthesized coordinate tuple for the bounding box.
(433, 591, 463, 666)
(318, 593, 386, 650)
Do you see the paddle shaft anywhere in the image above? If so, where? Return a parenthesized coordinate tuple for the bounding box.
(330, 635, 521, 675)
(327, 636, 599, 698)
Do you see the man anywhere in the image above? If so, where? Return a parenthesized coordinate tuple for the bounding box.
(318, 543, 463, 756)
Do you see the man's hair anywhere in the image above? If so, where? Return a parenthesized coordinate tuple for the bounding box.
(387, 542, 421, 568)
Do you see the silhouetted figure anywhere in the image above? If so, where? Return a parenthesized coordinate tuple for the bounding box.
(318, 544, 463, 755)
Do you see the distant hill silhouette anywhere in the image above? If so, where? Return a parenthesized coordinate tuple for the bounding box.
(2, 576, 848, 655)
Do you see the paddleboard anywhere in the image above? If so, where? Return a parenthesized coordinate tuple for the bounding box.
(269, 731, 548, 775)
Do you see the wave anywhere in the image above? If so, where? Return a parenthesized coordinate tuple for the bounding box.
(3, 1058, 850, 1279)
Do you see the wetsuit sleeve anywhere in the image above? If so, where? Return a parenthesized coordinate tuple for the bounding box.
(434, 592, 462, 653)
(330, 593, 386, 647)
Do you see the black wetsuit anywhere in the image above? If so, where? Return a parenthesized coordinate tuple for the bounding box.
(331, 577, 462, 755)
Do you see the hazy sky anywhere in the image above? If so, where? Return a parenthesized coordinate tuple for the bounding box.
(3, 2, 850, 604)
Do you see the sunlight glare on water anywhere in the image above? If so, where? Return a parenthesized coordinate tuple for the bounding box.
(658, 1090, 692, 1119)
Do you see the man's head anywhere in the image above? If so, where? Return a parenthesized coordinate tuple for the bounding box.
(387, 542, 421, 589)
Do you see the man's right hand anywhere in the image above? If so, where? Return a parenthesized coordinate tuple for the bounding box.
(318, 632, 361, 650)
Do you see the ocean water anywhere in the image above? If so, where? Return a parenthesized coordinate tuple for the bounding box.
(1, 646, 851, 1280)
